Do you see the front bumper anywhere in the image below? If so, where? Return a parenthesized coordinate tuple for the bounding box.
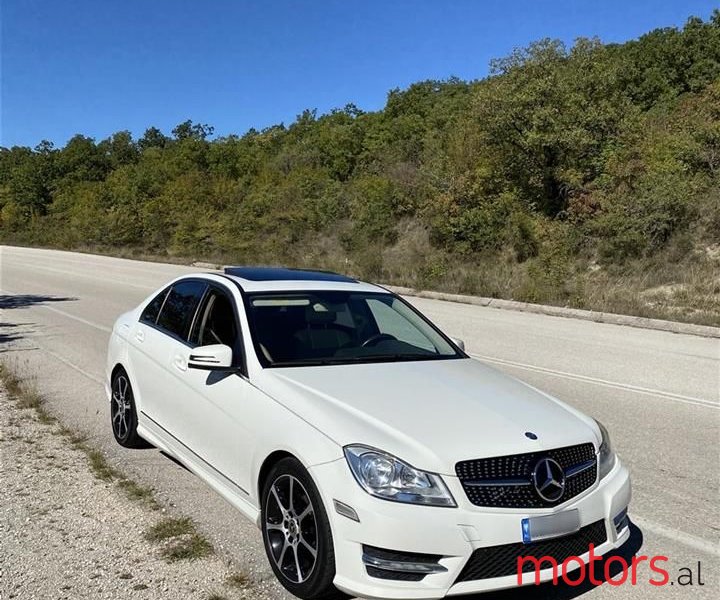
(309, 457, 631, 599)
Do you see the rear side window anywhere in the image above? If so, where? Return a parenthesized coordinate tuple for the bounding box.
(156, 280, 207, 340)
(140, 288, 169, 324)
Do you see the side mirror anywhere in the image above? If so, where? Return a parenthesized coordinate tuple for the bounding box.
(188, 344, 234, 370)
(450, 337, 465, 351)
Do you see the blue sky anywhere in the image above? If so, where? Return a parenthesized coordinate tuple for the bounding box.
(2, 0, 717, 148)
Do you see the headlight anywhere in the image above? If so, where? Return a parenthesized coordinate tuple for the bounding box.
(596, 420, 616, 479)
(344, 445, 456, 507)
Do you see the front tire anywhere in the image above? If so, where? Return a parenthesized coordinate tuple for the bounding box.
(110, 368, 148, 448)
(261, 457, 343, 600)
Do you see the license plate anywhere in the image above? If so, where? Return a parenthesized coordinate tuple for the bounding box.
(521, 509, 580, 543)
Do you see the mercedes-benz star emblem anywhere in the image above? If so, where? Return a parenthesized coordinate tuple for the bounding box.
(532, 457, 566, 502)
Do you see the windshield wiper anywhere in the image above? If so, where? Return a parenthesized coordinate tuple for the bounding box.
(271, 359, 336, 367)
(352, 353, 440, 362)
(270, 354, 447, 367)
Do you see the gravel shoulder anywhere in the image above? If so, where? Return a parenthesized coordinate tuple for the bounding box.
(0, 384, 256, 600)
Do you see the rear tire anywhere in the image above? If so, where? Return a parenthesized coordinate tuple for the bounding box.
(110, 368, 149, 449)
(261, 457, 345, 600)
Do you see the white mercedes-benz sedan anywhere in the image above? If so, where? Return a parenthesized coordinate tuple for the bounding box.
(106, 267, 631, 599)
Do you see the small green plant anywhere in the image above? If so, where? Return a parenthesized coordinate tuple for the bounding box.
(162, 533, 214, 562)
(56, 425, 88, 448)
(145, 517, 195, 541)
(145, 517, 214, 561)
(86, 448, 121, 481)
(117, 478, 157, 507)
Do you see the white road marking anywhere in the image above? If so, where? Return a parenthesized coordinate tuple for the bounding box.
(472, 353, 719, 410)
(1, 339, 105, 387)
(39, 304, 112, 333)
(632, 516, 720, 557)
(38, 345, 106, 387)
(5, 261, 156, 290)
(0, 288, 112, 333)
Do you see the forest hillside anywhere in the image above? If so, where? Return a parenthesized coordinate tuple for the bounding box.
(2, 14, 719, 325)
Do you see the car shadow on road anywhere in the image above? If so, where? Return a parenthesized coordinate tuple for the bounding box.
(463, 521, 644, 600)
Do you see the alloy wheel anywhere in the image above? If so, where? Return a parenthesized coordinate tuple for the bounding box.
(264, 474, 318, 583)
(111, 374, 131, 440)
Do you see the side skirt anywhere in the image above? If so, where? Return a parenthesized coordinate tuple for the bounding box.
(137, 414, 261, 525)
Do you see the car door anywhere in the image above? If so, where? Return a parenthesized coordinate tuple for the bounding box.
(127, 285, 169, 418)
(170, 284, 256, 493)
(128, 279, 208, 436)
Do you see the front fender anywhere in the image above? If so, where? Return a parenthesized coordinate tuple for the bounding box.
(247, 384, 344, 505)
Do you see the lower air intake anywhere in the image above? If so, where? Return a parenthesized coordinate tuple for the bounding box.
(455, 519, 608, 582)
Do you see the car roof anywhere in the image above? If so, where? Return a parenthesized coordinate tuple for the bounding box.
(215, 266, 388, 293)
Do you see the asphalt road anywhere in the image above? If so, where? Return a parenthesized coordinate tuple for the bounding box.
(1, 245, 718, 599)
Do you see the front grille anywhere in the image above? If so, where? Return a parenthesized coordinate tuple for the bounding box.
(455, 519, 608, 582)
(455, 443, 597, 508)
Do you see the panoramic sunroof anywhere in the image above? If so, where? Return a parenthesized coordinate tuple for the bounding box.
(224, 266, 357, 283)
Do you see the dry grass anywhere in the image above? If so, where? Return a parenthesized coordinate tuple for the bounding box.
(0, 363, 56, 424)
(370, 234, 720, 327)
(234, 221, 720, 326)
(225, 572, 251, 589)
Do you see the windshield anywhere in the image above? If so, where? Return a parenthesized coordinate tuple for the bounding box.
(243, 291, 464, 367)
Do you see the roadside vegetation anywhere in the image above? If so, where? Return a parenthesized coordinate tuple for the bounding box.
(1, 360, 259, 598)
(0, 362, 158, 509)
(0, 361, 217, 561)
(1, 14, 719, 324)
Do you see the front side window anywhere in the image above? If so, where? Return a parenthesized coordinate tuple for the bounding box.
(244, 291, 462, 367)
(156, 280, 207, 340)
(191, 289, 238, 348)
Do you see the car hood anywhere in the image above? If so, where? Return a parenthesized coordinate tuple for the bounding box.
(259, 358, 600, 475)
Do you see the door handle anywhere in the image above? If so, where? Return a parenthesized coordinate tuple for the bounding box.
(135, 329, 145, 343)
(172, 354, 188, 372)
